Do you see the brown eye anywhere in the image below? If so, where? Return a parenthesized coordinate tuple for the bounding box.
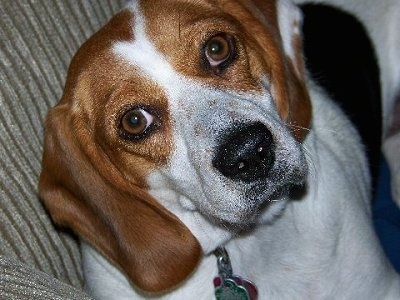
(204, 33, 235, 69)
(121, 108, 154, 137)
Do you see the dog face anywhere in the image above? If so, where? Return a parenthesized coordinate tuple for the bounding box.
(39, 0, 311, 294)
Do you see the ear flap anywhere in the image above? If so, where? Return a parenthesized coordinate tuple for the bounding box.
(39, 105, 201, 293)
(276, 0, 312, 141)
(220, 0, 311, 141)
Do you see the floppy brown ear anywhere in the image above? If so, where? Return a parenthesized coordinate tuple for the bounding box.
(39, 105, 201, 294)
(274, 0, 312, 141)
(220, 0, 312, 141)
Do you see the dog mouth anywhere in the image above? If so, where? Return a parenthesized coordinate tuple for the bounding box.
(197, 121, 309, 227)
(158, 100, 309, 229)
(213, 172, 307, 227)
(191, 153, 308, 229)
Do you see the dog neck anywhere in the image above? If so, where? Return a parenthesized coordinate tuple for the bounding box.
(146, 175, 235, 254)
(81, 85, 400, 299)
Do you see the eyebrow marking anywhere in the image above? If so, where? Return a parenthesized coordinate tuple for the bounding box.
(113, 1, 185, 98)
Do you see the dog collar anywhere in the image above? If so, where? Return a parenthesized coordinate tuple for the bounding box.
(213, 247, 258, 300)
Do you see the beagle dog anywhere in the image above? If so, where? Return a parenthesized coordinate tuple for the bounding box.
(39, 0, 400, 299)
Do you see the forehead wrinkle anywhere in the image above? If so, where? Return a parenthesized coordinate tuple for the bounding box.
(113, 1, 187, 100)
(112, 0, 275, 120)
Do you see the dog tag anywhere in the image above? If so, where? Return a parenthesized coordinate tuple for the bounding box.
(214, 275, 258, 300)
(213, 247, 258, 300)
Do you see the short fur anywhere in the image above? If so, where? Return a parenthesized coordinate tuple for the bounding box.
(39, 0, 400, 299)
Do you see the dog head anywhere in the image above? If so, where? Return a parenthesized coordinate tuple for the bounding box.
(39, 0, 311, 294)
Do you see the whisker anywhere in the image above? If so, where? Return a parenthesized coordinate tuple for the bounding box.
(287, 123, 311, 133)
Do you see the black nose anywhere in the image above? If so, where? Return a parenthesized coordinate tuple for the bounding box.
(213, 122, 275, 182)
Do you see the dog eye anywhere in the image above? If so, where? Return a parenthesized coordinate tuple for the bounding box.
(204, 33, 236, 71)
(120, 108, 154, 137)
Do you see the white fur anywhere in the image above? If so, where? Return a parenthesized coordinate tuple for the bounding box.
(83, 87, 400, 299)
(113, 0, 306, 236)
(83, 0, 400, 299)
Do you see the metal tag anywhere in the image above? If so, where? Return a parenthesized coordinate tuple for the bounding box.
(213, 247, 258, 300)
(214, 275, 258, 300)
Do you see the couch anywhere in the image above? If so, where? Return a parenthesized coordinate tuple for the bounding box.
(0, 1, 124, 298)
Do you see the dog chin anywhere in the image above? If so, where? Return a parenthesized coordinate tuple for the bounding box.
(205, 200, 287, 232)
(256, 197, 289, 225)
(204, 198, 284, 230)
(206, 180, 306, 229)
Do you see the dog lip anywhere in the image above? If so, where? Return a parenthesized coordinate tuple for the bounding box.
(243, 161, 308, 203)
(201, 170, 307, 227)
(198, 126, 309, 226)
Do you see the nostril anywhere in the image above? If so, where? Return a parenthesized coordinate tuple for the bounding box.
(213, 122, 275, 182)
(257, 137, 273, 160)
(237, 161, 247, 172)
(226, 160, 248, 177)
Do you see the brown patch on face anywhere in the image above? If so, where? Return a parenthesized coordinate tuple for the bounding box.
(139, 0, 264, 92)
(62, 9, 133, 100)
(62, 9, 174, 186)
(39, 8, 201, 294)
(139, 0, 311, 141)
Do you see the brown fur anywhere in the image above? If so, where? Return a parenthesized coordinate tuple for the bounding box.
(39, 9, 201, 294)
(139, 0, 311, 140)
(39, 0, 312, 294)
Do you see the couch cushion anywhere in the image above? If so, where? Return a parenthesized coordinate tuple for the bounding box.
(0, 0, 124, 295)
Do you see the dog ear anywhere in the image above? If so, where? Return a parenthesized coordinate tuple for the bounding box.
(39, 105, 201, 294)
(220, 0, 312, 141)
(275, 0, 312, 141)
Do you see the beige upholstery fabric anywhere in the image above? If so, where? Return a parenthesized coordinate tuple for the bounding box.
(0, 1, 124, 298)
(0, 257, 92, 300)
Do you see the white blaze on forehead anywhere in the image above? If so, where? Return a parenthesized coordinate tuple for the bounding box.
(110, 1, 305, 253)
(111, 1, 276, 130)
(113, 1, 186, 97)
(111, 3, 239, 252)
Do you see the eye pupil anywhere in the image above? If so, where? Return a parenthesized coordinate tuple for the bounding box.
(205, 34, 234, 69)
(209, 40, 224, 55)
(129, 113, 141, 126)
(121, 108, 154, 137)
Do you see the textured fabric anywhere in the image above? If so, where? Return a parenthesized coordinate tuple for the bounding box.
(0, 257, 93, 300)
(0, 0, 124, 298)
